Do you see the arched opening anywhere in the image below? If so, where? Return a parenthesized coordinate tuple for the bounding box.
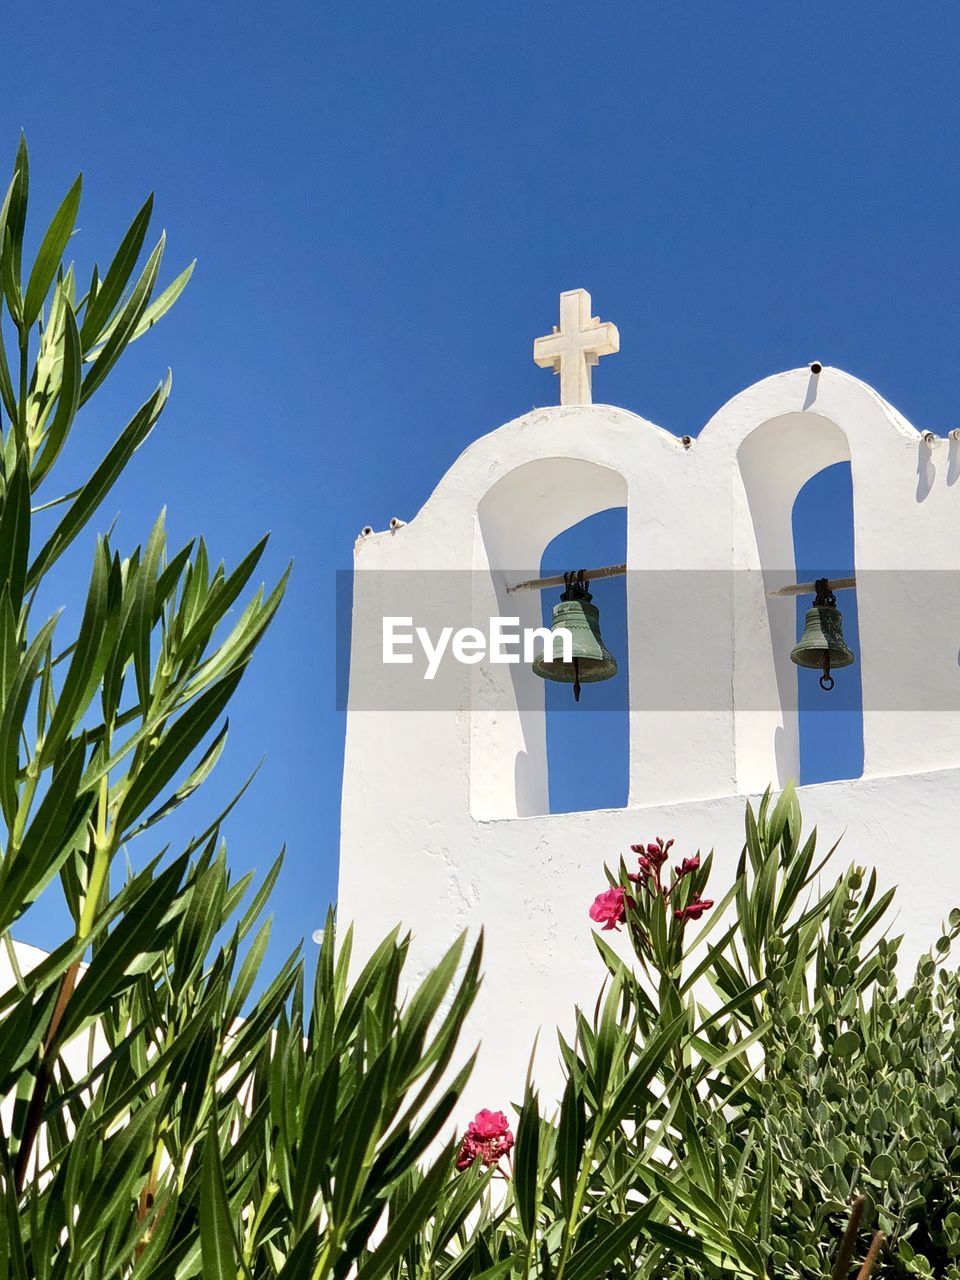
(792, 461, 863, 783)
(735, 411, 852, 790)
(539, 508, 628, 814)
(472, 457, 628, 819)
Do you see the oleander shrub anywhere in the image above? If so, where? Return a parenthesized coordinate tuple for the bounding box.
(0, 136, 482, 1278)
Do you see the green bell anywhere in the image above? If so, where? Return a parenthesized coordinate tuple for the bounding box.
(790, 578, 855, 691)
(531, 572, 618, 702)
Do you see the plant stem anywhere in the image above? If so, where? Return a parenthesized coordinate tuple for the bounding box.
(856, 1231, 884, 1279)
(830, 1195, 865, 1280)
(12, 955, 81, 1192)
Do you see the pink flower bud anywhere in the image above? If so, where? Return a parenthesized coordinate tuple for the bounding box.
(674, 854, 701, 878)
(674, 895, 714, 923)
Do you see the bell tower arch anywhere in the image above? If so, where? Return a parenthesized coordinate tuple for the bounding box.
(471, 456, 627, 819)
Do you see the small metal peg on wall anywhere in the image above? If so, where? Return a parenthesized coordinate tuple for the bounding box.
(681, 435, 692, 449)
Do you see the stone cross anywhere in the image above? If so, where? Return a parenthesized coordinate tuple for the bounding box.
(533, 288, 620, 406)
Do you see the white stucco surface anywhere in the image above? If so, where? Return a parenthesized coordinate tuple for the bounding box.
(340, 362, 960, 1109)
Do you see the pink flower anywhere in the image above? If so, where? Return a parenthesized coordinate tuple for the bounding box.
(674, 895, 714, 923)
(469, 1109, 510, 1140)
(457, 1109, 515, 1171)
(589, 886, 626, 931)
(632, 838, 673, 867)
(674, 854, 701, 879)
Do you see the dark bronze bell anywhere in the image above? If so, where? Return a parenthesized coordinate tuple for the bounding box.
(790, 578, 855, 691)
(531, 571, 618, 701)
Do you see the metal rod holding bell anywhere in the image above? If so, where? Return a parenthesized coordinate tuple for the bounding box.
(766, 575, 856, 598)
(509, 565, 858, 597)
(508, 562, 627, 593)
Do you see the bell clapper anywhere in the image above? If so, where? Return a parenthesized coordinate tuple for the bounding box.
(815, 578, 837, 692)
(820, 653, 834, 692)
(566, 571, 586, 703)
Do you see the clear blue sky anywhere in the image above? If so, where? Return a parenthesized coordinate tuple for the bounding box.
(3, 2, 957, 967)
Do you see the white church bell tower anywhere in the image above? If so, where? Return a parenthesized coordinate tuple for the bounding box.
(339, 289, 960, 1104)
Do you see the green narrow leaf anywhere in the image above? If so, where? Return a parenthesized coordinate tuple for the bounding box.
(0, 331, 15, 425)
(356, 1150, 457, 1280)
(26, 373, 170, 589)
(129, 259, 195, 341)
(0, 1168, 29, 1280)
(0, 615, 58, 826)
(513, 1092, 540, 1241)
(152, 537, 196, 620)
(643, 1220, 712, 1265)
(331, 1049, 391, 1223)
(79, 235, 164, 404)
(599, 1012, 687, 1143)
(0, 587, 17, 704)
(125, 718, 229, 838)
(22, 175, 81, 329)
(71, 1095, 164, 1256)
(31, 301, 82, 491)
(115, 669, 243, 833)
(291, 1054, 340, 1228)
(53, 851, 190, 1044)
(557, 1076, 586, 1218)
(563, 1200, 658, 1280)
(1, 139, 28, 320)
(0, 736, 90, 933)
(391, 932, 465, 1084)
(274, 1234, 317, 1279)
(0, 458, 32, 614)
(40, 540, 111, 763)
(0, 174, 19, 421)
(200, 1119, 242, 1280)
(6, 137, 28, 284)
(177, 534, 269, 657)
(133, 511, 166, 705)
(80, 193, 154, 346)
